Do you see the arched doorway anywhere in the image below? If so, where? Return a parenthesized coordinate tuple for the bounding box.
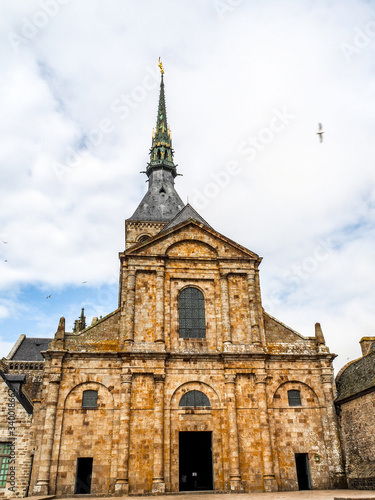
(170, 383, 223, 492)
(178, 390, 213, 491)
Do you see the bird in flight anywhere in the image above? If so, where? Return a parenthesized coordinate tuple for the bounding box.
(46, 295, 52, 299)
(2, 241, 8, 244)
(317, 123, 324, 143)
(82, 281, 87, 284)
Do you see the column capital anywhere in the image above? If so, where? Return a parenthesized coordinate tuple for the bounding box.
(255, 372, 268, 385)
(154, 374, 165, 384)
(49, 373, 61, 384)
(121, 373, 132, 384)
(225, 373, 237, 384)
(321, 373, 333, 385)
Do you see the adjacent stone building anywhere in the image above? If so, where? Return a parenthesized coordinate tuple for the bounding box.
(4, 66, 348, 496)
(0, 370, 33, 497)
(336, 337, 375, 489)
(0, 335, 48, 497)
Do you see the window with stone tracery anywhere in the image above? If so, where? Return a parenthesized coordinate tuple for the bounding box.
(179, 287, 206, 339)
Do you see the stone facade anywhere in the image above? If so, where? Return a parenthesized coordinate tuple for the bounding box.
(336, 337, 375, 489)
(0, 373, 33, 497)
(27, 218, 346, 496)
(5, 69, 349, 496)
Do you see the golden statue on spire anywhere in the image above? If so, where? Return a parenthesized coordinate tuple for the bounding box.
(158, 57, 164, 75)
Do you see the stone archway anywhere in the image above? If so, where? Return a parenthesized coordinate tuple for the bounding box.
(169, 381, 223, 492)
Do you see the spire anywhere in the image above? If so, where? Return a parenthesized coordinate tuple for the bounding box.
(73, 308, 86, 332)
(147, 58, 177, 177)
(128, 59, 184, 223)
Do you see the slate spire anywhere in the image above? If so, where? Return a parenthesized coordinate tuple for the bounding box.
(147, 59, 177, 177)
(128, 60, 184, 222)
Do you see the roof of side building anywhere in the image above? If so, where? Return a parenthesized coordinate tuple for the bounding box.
(335, 347, 375, 403)
(9, 337, 52, 361)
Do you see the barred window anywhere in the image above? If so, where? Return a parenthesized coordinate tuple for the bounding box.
(82, 390, 98, 408)
(179, 287, 206, 339)
(179, 390, 211, 407)
(288, 389, 302, 406)
(0, 443, 11, 487)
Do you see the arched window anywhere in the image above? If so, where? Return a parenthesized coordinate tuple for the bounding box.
(288, 389, 302, 406)
(179, 390, 211, 407)
(179, 287, 206, 338)
(82, 390, 98, 408)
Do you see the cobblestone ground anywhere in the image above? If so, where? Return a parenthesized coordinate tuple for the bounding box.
(27, 490, 375, 500)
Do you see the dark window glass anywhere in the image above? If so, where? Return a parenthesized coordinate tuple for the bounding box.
(179, 287, 206, 338)
(82, 390, 98, 408)
(288, 389, 302, 406)
(179, 390, 211, 407)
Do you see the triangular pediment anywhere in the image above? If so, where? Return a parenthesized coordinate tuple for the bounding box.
(125, 219, 261, 261)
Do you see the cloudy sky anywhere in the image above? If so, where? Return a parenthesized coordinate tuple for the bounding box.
(1, 0, 375, 372)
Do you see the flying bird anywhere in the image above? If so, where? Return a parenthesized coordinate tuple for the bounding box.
(317, 123, 324, 143)
(46, 295, 52, 299)
(82, 281, 87, 284)
(2, 241, 8, 244)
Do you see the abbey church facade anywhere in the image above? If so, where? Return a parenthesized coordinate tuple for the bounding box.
(3, 67, 347, 496)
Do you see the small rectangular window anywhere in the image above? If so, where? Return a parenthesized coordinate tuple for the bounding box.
(0, 443, 11, 487)
(82, 390, 98, 408)
(288, 389, 302, 406)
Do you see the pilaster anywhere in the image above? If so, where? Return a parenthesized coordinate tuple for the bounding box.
(255, 373, 277, 492)
(155, 270, 165, 343)
(152, 375, 165, 493)
(320, 371, 347, 488)
(120, 270, 136, 346)
(220, 274, 232, 345)
(32, 373, 61, 495)
(224, 374, 243, 491)
(115, 372, 133, 494)
(247, 273, 261, 345)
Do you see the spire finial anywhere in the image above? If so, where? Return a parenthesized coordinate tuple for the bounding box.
(146, 59, 177, 178)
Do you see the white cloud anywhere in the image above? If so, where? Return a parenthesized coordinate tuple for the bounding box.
(0, 0, 374, 371)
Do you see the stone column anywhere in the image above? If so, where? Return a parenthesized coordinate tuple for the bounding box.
(155, 270, 165, 343)
(320, 373, 347, 488)
(33, 374, 61, 495)
(115, 373, 133, 494)
(225, 374, 243, 491)
(124, 270, 136, 343)
(255, 373, 277, 492)
(220, 274, 232, 345)
(254, 269, 266, 345)
(247, 273, 261, 345)
(152, 375, 165, 493)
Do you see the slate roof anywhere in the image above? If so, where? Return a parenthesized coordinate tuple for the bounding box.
(10, 337, 52, 361)
(127, 169, 185, 222)
(161, 204, 212, 232)
(336, 348, 375, 402)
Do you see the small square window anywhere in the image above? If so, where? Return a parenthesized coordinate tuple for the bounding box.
(288, 389, 302, 406)
(82, 390, 98, 408)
